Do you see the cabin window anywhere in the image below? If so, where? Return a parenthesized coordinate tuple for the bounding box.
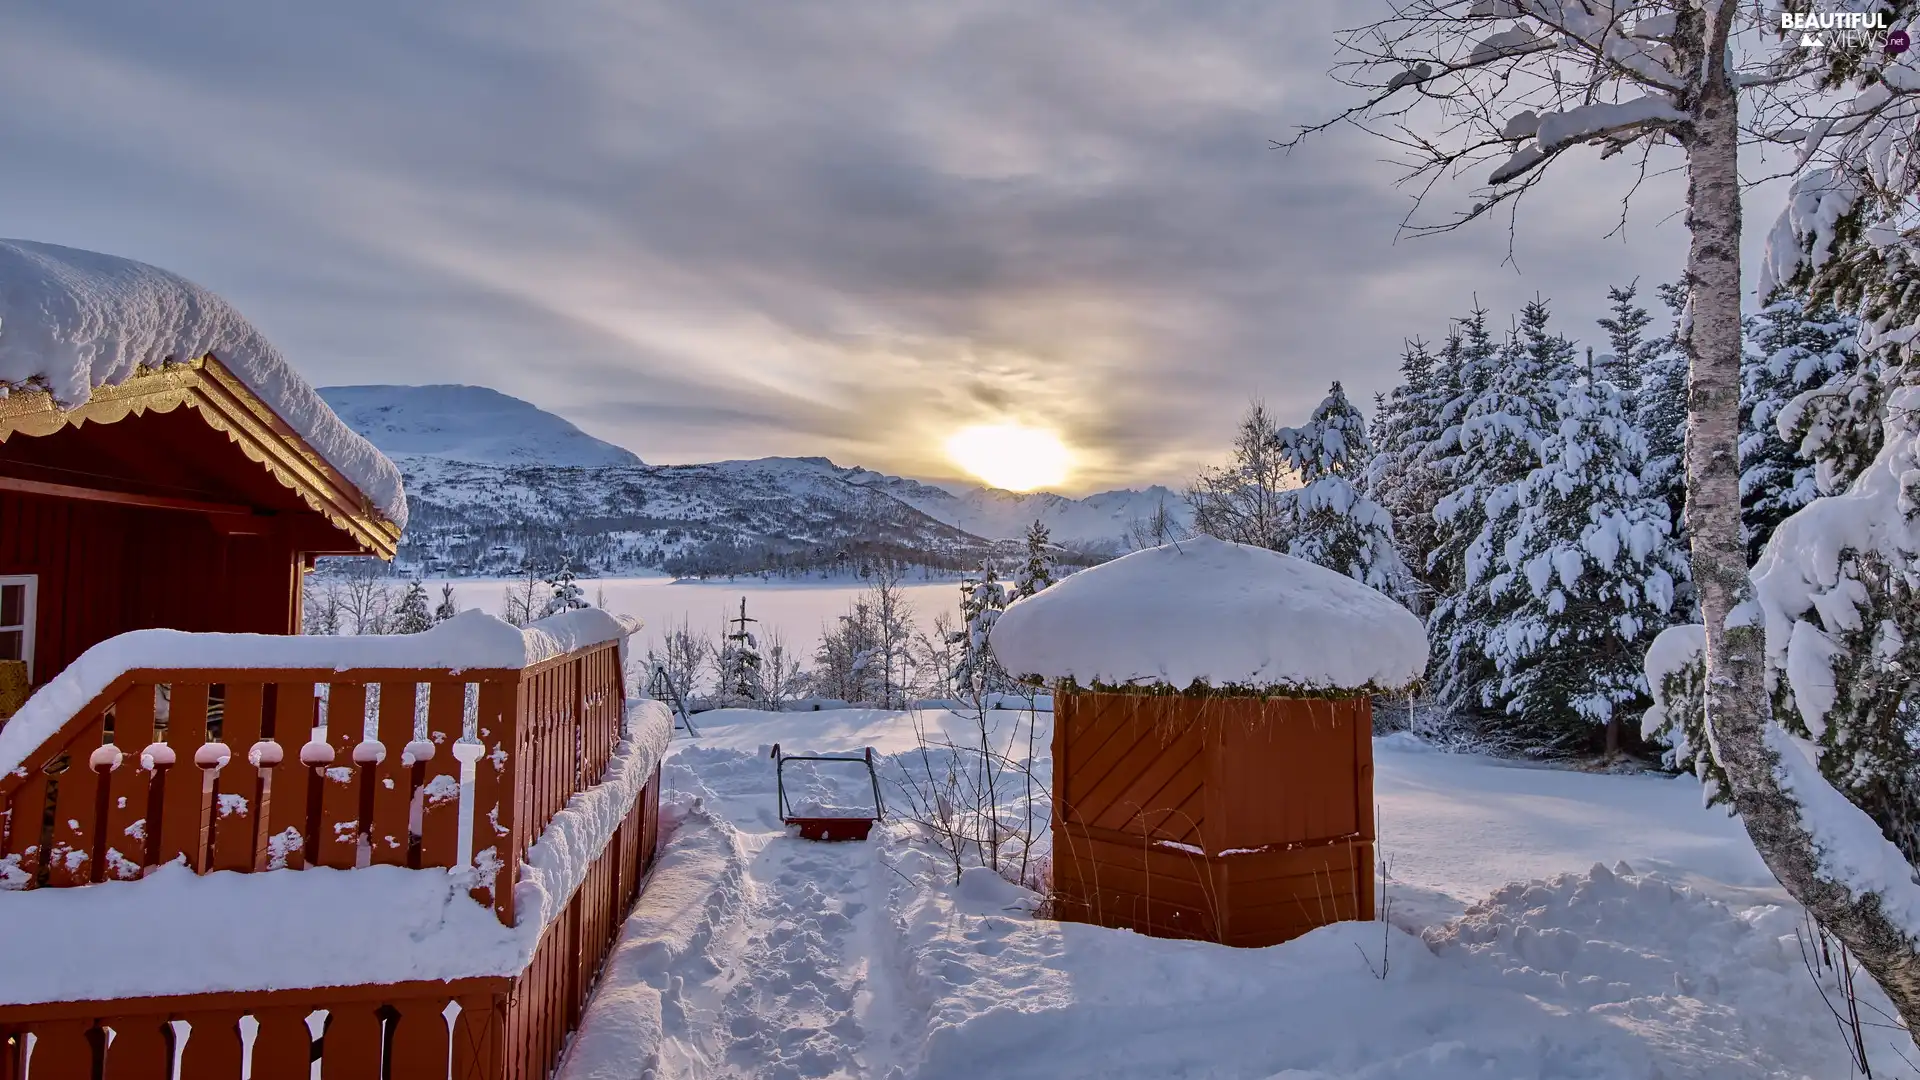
(0, 575, 34, 681)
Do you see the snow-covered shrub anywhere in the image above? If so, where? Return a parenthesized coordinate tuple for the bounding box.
(948, 566, 1010, 696)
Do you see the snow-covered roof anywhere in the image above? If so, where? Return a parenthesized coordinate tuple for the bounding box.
(989, 535, 1427, 693)
(0, 239, 408, 529)
(0, 700, 670, 1004)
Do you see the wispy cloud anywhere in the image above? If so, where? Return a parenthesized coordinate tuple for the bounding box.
(0, 0, 1690, 491)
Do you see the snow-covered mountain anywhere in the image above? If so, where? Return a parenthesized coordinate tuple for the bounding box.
(319, 385, 644, 467)
(836, 466, 1188, 545)
(322, 385, 1179, 576)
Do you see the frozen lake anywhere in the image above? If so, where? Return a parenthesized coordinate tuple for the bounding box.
(428, 575, 963, 662)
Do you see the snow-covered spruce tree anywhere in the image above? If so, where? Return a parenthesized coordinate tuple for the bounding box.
(1366, 338, 1455, 604)
(1741, 291, 1862, 563)
(715, 597, 764, 706)
(391, 578, 434, 635)
(1428, 303, 1574, 722)
(1011, 520, 1057, 600)
(1594, 280, 1666, 397)
(1484, 376, 1686, 754)
(1419, 308, 1501, 699)
(1629, 283, 1692, 610)
(540, 562, 590, 618)
(949, 564, 1010, 696)
(1187, 401, 1290, 549)
(1282, 0, 1920, 1025)
(1275, 381, 1410, 594)
(433, 583, 459, 625)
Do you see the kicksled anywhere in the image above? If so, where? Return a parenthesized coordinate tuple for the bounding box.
(769, 744, 886, 841)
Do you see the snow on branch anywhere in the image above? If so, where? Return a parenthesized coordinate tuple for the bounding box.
(1489, 97, 1684, 185)
(1275, 0, 1702, 238)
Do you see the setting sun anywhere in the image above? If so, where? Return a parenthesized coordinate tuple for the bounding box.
(945, 423, 1072, 492)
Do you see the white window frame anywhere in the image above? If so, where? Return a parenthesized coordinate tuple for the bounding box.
(0, 574, 37, 683)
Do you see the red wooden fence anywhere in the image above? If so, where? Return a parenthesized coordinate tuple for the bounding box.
(0, 767, 660, 1078)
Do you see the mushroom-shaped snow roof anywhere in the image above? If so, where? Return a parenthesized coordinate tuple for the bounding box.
(0, 239, 407, 529)
(989, 534, 1427, 693)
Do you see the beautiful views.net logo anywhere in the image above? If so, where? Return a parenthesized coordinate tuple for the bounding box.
(1779, 10, 1911, 54)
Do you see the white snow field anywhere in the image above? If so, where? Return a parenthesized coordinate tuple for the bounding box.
(559, 706, 1902, 1080)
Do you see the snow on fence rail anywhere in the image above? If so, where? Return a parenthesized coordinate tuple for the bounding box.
(0, 609, 638, 926)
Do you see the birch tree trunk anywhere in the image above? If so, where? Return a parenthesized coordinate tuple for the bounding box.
(1681, 3, 1920, 1033)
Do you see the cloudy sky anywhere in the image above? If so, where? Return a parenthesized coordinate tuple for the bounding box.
(0, 1, 1703, 492)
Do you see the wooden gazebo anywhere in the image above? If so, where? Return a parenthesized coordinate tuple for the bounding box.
(990, 535, 1427, 947)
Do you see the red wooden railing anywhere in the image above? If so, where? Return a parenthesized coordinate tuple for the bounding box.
(0, 770, 660, 1079)
(0, 635, 665, 1079)
(0, 639, 631, 925)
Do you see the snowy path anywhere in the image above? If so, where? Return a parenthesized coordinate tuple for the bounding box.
(662, 830, 876, 1077)
(562, 709, 1905, 1080)
(566, 737, 925, 1080)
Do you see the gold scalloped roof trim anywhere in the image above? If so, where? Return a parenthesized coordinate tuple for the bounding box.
(0, 356, 400, 558)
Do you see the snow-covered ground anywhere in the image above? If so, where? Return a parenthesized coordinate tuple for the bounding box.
(431, 576, 962, 660)
(560, 706, 1903, 1080)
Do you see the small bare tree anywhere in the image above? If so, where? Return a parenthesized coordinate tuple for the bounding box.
(331, 558, 401, 635)
(1186, 401, 1293, 549)
(500, 556, 549, 628)
(891, 695, 1049, 890)
(1282, 0, 1920, 1037)
(648, 617, 709, 712)
(1125, 497, 1183, 551)
(756, 625, 810, 708)
(302, 572, 343, 636)
(867, 562, 916, 709)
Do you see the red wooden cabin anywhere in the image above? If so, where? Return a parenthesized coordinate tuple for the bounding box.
(0, 240, 665, 1079)
(0, 354, 401, 701)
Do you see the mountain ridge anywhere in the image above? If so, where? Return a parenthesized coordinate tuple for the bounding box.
(320, 383, 1188, 575)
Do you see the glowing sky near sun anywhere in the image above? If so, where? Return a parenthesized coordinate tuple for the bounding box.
(944, 422, 1073, 491)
